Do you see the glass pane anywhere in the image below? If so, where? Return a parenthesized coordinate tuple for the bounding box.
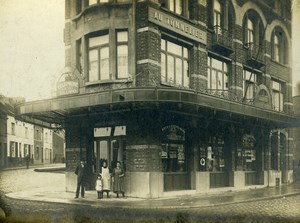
(169, 0, 175, 12)
(273, 91, 280, 110)
(167, 55, 175, 83)
(224, 73, 228, 90)
(272, 81, 280, 91)
(207, 68, 211, 89)
(117, 45, 128, 79)
(161, 39, 166, 51)
(167, 41, 182, 56)
(212, 58, 222, 70)
(183, 60, 189, 87)
(183, 47, 188, 58)
(223, 63, 228, 73)
(217, 72, 223, 89)
(161, 53, 166, 82)
(89, 0, 97, 5)
(89, 34, 109, 47)
(279, 93, 284, 111)
(176, 58, 182, 85)
(211, 70, 217, 89)
(214, 0, 221, 12)
(175, 0, 182, 15)
(117, 31, 128, 42)
(100, 47, 109, 80)
(100, 0, 109, 2)
(246, 83, 254, 99)
(89, 49, 98, 81)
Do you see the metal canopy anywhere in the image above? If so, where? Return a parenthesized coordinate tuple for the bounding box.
(15, 87, 299, 129)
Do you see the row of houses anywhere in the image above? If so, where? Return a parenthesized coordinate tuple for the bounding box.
(0, 96, 65, 169)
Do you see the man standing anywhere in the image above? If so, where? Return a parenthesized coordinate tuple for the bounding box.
(74, 160, 87, 198)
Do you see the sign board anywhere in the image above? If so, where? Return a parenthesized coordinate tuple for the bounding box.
(149, 7, 207, 44)
(56, 67, 79, 97)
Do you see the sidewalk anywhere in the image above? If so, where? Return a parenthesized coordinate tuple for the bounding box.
(6, 180, 300, 209)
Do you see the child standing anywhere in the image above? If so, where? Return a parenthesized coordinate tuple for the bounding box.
(95, 174, 103, 199)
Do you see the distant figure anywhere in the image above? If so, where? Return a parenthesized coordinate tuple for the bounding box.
(112, 161, 125, 198)
(95, 174, 103, 199)
(25, 154, 30, 169)
(74, 160, 87, 199)
(100, 161, 111, 198)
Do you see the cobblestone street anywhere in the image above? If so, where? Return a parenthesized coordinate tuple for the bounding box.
(1, 168, 300, 223)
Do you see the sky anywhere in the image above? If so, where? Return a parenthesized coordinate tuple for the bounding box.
(0, 0, 65, 101)
(0, 0, 299, 101)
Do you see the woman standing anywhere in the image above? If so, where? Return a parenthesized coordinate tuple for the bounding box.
(112, 161, 125, 198)
(100, 161, 111, 198)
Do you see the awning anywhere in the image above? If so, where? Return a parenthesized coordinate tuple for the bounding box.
(15, 87, 300, 129)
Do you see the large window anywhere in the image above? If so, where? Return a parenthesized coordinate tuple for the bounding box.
(207, 57, 229, 92)
(243, 70, 257, 102)
(272, 80, 284, 112)
(87, 30, 129, 82)
(88, 33, 110, 81)
(161, 39, 189, 87)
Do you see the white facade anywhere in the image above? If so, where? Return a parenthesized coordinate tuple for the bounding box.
(6, 115, 34, 161)
(43, 128, 53, 164)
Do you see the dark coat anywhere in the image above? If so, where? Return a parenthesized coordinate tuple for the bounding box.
(75, 163, 87, 184)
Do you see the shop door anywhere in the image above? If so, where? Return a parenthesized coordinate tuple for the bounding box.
(162, 125, 191, 191)
(93, 126, 126, 174)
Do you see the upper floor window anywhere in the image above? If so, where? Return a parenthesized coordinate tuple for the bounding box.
(11, 123, 15, 135)
(161, 38, 189, 87)
(88, 32, 110, 82)
(213, 0, 221, 28)
(243, 11, 264, 47)
(86, 30, 129, 83)
(272, 80, 284, 112)
(25, 127, 28, 139)
(243, 70, 257, 102)
(161, 0, 189, 17)
(246, 19, 254, 44)
(272, 28, 288, 65)
(207, 57, 229, 92)
(117, 31, 129, 79)
(35, 129, 42, 141)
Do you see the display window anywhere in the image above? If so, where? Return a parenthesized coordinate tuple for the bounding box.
(161, 125, 186, 172)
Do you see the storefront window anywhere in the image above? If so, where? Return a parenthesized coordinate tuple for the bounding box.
(161, 125, 186, 172)
(236, 134, 256, 171)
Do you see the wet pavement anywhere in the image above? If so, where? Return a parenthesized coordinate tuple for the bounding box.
(3, 165, 300, 210)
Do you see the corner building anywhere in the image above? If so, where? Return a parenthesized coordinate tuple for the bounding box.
(17, 0, 297, 198)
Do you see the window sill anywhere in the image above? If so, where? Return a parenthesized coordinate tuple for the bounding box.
(161, 81, 190, 89)
(85, 79, 132, 86)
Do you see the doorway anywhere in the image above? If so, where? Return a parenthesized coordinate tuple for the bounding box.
(162, 125, 191, 191)
(93, 126, 126, 174)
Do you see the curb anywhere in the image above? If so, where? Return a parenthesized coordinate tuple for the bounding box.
(5, 190, 300, 210)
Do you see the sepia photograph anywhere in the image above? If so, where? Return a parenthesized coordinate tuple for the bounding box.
(0, 0, 300, 222)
